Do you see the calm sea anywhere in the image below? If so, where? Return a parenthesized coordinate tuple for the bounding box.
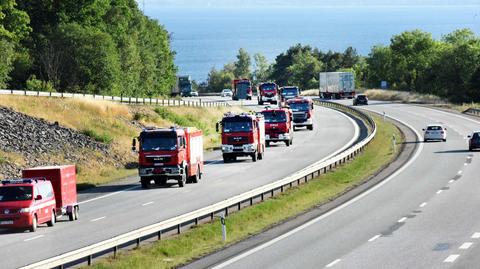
(145, 6, 480, 81)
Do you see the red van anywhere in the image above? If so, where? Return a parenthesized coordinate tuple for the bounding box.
(0, 165, 79, 232)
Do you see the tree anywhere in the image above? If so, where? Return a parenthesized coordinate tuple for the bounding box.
(286, 50, 322, 90)
(253, 53, 270, 83)
(206, 66, 234, 92)
(270, 44, 313, 85)
(366, 45, 393, 88)
(234, 48, 251, 78)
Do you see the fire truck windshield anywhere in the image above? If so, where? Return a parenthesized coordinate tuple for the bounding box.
(288, 102, 310, 112)
(0, 186, 33, 202)
(141, 133, 177, 151)
(260, 84, 276, 91)
(262, 111, 287, 123)
(223, 120, 253, 133)
(282, 88, 299, 96)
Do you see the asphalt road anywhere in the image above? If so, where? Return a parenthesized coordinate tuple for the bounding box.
(0, 99, 360, 268)
(207, 101, 480, 269)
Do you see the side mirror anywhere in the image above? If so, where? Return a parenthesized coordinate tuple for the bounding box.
(422, 129, 425, 131)
(132, 138, 137, 152)
(216, 122, 220, 133)
(468, 135, 472, 138)
(444, 128, 447, 130)
(311, 104, 314, 110)
(35, 195, 43, 201)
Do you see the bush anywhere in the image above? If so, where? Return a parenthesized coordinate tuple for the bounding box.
(81, 129, 113, 144)
(26, 75, 56, 92)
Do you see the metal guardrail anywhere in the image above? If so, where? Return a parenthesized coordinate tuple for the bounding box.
(464, 108, 480, 117)
(21, 101, 376, 269)
(0, 89, 228, 108)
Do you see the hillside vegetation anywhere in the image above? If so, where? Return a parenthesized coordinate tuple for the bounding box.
(0, 96, 240, 187)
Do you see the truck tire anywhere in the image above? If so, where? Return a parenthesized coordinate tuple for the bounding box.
(74, 206, 79, 220)
(266, 141, 270, 147)
(47, 211, 56, 227)
(178, 171, 187, 187)
(259, 101, 264, 105)
(252, 153, 257, 162)
(191, 166, 200, 184)
(307, 125, 313, 131)
(258, 151, 263, 160)
(30, 215, 37, 232)
(141, 177, 150, 189)
(285, 140, 291, 147)
(223, 154, 230, 163)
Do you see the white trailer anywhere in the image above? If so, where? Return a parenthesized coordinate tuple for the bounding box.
(319, 72, 355, 99)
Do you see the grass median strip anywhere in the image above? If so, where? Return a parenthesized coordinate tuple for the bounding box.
(90, 114, 403, 269)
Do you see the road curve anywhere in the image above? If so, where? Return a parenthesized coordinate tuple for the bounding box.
(205, 101, 480, 269)
(0, 100, 360, 268)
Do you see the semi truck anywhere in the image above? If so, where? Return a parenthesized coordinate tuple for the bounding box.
(232, 79, 253, 100)
(217, 112, 266, 162)
(287, 97, 315, 131)
(0, 165, 79, 232)
(319, 72, 355, 99)
(257, 82, 279, 105)
(172, 75, 193, 97)
(133, 127, 204, 188)
(261, 107, 294, 147)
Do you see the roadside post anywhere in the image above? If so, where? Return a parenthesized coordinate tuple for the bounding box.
(219, 213, 227, 242)
(392, 134, 397, 153)
(383, 111, 386, 121)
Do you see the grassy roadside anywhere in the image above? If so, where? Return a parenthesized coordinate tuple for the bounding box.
(89, 114, 404, 269)
(0, 96, 242, 186)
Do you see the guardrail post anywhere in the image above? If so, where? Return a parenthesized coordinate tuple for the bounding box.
(156, 98, 158, 105)
(225, 207, 229, 217)
(24, 90, 26, 95)
(250, 197, 253, 206)
(37, 91, 39, 96)
(177, 224, 181, 234)
(87, 255, 92, 266)
(237, 202, 241, 211)
(113, 246, 118, 258)
(136, 238, 141, 248)
(158, 230, 162, 240)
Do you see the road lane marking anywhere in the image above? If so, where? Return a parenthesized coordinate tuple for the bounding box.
(471, 233, 480, 239)
(420, 202, 427, 208)
(326, 259, 341, 267)
(458, 170, 463, 175)
(444, 255, 460, 263)
(79, 185, 140, 205)
(464, 163, 468, 166)
(24, 235, 44, 242)
(368, 235, 381, 242)
(91, 217, 106, 222)
(437, 190, 443, 194)
(398, 217, 407, 223)
(449, 180, 455, 184)
(142, 202, 154, 206)
(211, 113, 423, 269)
(205, 160, 223, 166)
(459, 242, 473, 250)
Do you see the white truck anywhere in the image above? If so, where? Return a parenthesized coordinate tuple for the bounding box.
(319, 72, 355, 99)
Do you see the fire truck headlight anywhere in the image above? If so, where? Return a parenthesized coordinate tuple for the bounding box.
(243, 144, 256, 152)
(222, 145, 233, 152)
(19, 208, 31, 213)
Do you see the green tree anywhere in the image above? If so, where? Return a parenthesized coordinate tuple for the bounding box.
(253, 53, 270, 83)
(286, 50, 322, 90)
(206, 66, 234, 92)
(270, 44, 313, 85)
(366, 45, 393, 88)
(234, 48, 251, 78)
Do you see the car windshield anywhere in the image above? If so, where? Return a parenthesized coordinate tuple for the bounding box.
(288, 102, 310, 111)
(263, 111, 287, 123)
(282, 88, 299, 96)
(357, 95, 367, 100)
(223, 120, 253, 133)
(237, 83, 250, 92)
(223, 90, 232, 93)
(0, 186, 33, 202)
(141, 133, 177, 151)
(472, 133, 480, 140)
(427, 126, 442, 131)
(261, 84, 276, 91)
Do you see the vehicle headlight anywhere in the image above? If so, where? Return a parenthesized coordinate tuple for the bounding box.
(243, 144, 256, 152)
(222, 145, 233, 152)
(19, 208, 31, 213)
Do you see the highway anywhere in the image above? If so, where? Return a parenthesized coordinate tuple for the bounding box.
(205, 101, 480, 269)
(0, 100, 360, 268)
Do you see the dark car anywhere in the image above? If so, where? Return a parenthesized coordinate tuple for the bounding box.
(353, 94, 368, 106)
(468, 131, 480, 151)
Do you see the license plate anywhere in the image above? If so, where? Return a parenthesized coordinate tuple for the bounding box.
(0, 221, 13, 225)
(233, 146, 243, 150)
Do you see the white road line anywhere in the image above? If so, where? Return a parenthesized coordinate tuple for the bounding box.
(449, 180, 455, 184)
(368, 235, 381, 242)
(458, 170, 463, 175)
(420, 202, 427, 208)
(24, 235, 44, 242)
(437, 190, 443, 194)
(211, 114, 424, 269)
(142, 202, 154, 206)
(205, 160, 223, 166)
(467, 156, 472, 159)
(90, 216, 106, 222)
(326, 259, 341, 268)
(444, 255, 460, 263)
(398, 217, 407, 223)
(464, 163, 468, 166)
(79, 185, 140, 205)
(471, 232, 480, 239)
(459, 242, 473, 250)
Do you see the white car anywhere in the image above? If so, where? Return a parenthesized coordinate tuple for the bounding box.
(423, 124, 447, 142)
(190, 91, 199, 97)
(221, 89, 233, 97)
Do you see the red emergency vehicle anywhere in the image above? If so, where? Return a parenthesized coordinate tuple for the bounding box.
(232, 79, 253, 100)
(217, 112, 266, 162)
(287, 97, 315, 131)
(0, 165, 79, 232)
(257, 82, 279, 105)
(133, 127, 204, 188)
(261, 107, 294, 147)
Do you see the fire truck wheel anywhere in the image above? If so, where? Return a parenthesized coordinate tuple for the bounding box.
(285, 140, 291, 147)
(179, 171, 187, 187)
(252, 153, 258, 162)
(307, 125, 314, 131)
(47, 211, 56, 227)
(266, 141, 270, 147)
(74, 206, 79, 220)
(30, 215, 38, 232)
(259, 101, 263, 105)
(191, 166, 200, 184)
(258, 151, 263, 160)
(140, 177, 150, 189)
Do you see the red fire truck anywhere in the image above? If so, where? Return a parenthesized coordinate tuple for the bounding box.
(287, 97, 315, 131)
(0, 165, 79, 232)
(217, 112, 266, 162)
(261, 107, 294, 147)
(133, 127, 204, 188)
(232, 79, 253, 100)
(257, 82, 279, 105)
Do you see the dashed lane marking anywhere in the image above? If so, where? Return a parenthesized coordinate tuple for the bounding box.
(326, 259, 341, 268)
(398, 217, 407, 223)
(420, 202, 427, 208)
(459, 242, 473, 250)
(24, 235, 44, 242)
(142, 202, 154, 206)
(471, 233, 480, 239)
(90, 217, 106, 222)
(368, 235, 381, 242)
(444, 255, 460, 263)
(437, 190, 443, 194)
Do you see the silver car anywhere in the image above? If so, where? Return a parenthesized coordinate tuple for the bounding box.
(221, 89, 233, 97)
(423, 124, 447, 142)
